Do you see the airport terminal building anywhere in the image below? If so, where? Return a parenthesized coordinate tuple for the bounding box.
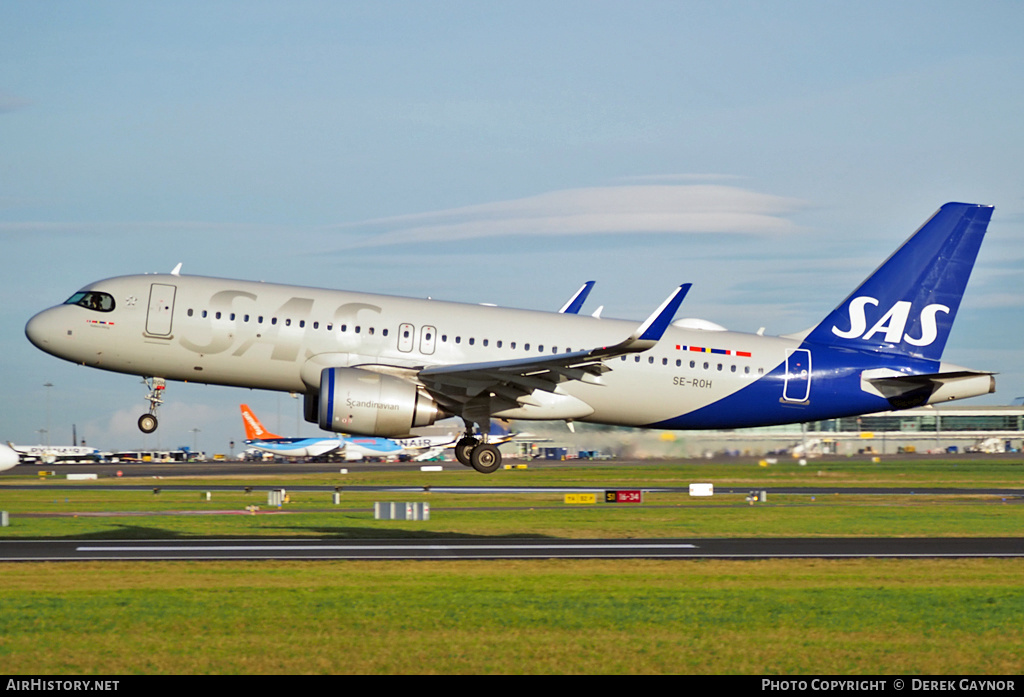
(778, 405, 1024, 456)
(526, 405, 1024, 459)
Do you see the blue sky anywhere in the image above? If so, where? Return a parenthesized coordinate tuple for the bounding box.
(3, 1, 1023, 453)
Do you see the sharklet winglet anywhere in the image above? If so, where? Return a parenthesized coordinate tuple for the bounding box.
(635, 284, 690, 342)
(559, 281, 596, 314)
(590, 284, 691, 356)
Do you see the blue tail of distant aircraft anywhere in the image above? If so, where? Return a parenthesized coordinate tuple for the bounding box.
(804, 202, 993, 361)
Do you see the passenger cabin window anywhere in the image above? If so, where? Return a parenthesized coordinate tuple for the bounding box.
(65, 292, 115, 312)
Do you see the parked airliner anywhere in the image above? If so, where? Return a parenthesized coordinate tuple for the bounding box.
(241, 404, 403, 461)
(392, 419, 519, 461)
(25, 202, 996, 472)
(7, 443, 101, 464)
(0, 443, 19, 472)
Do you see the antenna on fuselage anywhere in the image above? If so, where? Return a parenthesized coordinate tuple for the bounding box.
(171, 263, 182, 276)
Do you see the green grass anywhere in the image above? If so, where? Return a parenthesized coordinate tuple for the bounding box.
(2, 489, 1023, 539)
(1, 457, 1022, 674)
(1, 559, 1021, 674)
(10, 455, 1024, 490)
(1, 461, 1022, 539)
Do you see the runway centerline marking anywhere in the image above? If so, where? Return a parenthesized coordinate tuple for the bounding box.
(77, 542, 699, 552)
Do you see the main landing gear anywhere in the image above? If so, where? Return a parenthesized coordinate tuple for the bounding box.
(137, 377, 166, 434)
(455, 434, 502, 474)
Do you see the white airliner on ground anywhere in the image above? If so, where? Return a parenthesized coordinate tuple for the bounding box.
(0, 442, 20, 472)
(25, 202, 996, 473)
(241, 404, 403, 461)
(391, 419, 518, 461)
(7, 443, 101, 464)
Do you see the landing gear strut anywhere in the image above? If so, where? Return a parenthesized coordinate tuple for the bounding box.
(454, 429, 503, 474)
(138, 377, 166, 434)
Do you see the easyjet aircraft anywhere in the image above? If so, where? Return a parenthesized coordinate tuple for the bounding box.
(25, 202, 996, 473)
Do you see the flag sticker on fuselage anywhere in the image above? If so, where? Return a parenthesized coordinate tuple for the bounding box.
(676, 345, 751, 358)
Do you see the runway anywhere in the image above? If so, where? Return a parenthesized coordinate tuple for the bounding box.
(4, 459, 1021, 562)
(5, 481, 1023, 497)
(2, 537, 1022, 561)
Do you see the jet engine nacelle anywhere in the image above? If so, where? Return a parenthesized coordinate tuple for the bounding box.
(318, 367, 444, 437)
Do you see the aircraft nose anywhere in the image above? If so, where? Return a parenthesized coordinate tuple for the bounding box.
(25, 308, 61, 352)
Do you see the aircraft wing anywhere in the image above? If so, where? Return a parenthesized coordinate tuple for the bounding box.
(419, 285, 690, 426)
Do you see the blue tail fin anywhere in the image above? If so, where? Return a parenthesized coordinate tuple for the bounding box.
(804, 202, 993, 361)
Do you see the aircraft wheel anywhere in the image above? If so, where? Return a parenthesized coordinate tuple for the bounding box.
(470, 443, 502, 474)
(138, 414, 158, 434)
(455, 436, 478, 467)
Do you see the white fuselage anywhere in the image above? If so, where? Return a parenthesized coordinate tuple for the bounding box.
(26, 273, 793, 429)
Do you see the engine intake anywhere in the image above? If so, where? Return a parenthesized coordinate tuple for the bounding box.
(318, 367, 443, 437)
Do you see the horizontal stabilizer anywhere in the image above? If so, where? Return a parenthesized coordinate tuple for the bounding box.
(861, 369, 995, 409)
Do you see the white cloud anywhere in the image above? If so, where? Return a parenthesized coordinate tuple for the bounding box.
(0, 94, 30, 113)
(329, 184, 806, 249)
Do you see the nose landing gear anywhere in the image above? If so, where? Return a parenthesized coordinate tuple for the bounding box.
(138, 377, 166, 433)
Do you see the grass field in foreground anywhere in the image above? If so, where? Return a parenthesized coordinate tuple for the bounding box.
(1, 558, 1022, 674)
(1, 458, 1022, 674)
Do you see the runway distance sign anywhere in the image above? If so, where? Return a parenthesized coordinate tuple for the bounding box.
(605, 490, 643, 503)
(564, 493, 597, 505)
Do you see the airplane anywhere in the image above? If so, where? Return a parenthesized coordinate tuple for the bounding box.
(240, 403, 344, 459)
(0, 442, 19, 472)
(393, 418, 518, 461)
(25, 202, 996, 474)
(7, 443, 101, 464)
(240, 404, 404, 461)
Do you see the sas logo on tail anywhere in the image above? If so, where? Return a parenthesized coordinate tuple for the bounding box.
(831, 297, 950, 347)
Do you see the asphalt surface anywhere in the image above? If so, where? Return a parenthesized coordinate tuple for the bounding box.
(2, 536, 1022, 561)
(3, 457, 1021, 562)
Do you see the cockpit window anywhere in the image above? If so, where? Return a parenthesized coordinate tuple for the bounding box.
(65, 291, 115, 313)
